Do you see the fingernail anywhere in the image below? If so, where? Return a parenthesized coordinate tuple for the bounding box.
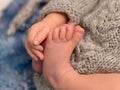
(35, 58, 38, 61)
(34, 41, 38, 45)
(40, 49, 43, 52)
(40, 56, 44, 60)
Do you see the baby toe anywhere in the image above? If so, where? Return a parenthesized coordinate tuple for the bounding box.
(72, 26, 84, 45)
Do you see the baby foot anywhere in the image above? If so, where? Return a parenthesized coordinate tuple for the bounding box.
(43, 23, 84, 76)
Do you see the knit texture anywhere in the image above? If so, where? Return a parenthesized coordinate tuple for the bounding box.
(35, 0, 120, 89)
(39, 0, 98, 24)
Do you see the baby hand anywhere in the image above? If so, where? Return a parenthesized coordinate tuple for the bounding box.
(25, 12, 68, 61)
(25, 20, 54, 61)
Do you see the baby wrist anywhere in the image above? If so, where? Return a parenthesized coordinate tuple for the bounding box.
(42, 12, 68, 28)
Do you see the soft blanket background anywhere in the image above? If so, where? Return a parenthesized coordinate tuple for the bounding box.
(0, 0, 45, 90)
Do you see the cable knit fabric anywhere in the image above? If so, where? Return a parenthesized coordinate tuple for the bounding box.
(35, 0, 120, 89)
(39, 0, 98, 24)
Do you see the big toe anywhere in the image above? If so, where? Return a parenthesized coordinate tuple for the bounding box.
(72, 26, 84, 45)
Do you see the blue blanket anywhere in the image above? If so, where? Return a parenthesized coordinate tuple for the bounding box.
(0, 0, 45, 90)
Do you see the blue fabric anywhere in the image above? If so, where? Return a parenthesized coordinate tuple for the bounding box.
(0, 0, 46, 90)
